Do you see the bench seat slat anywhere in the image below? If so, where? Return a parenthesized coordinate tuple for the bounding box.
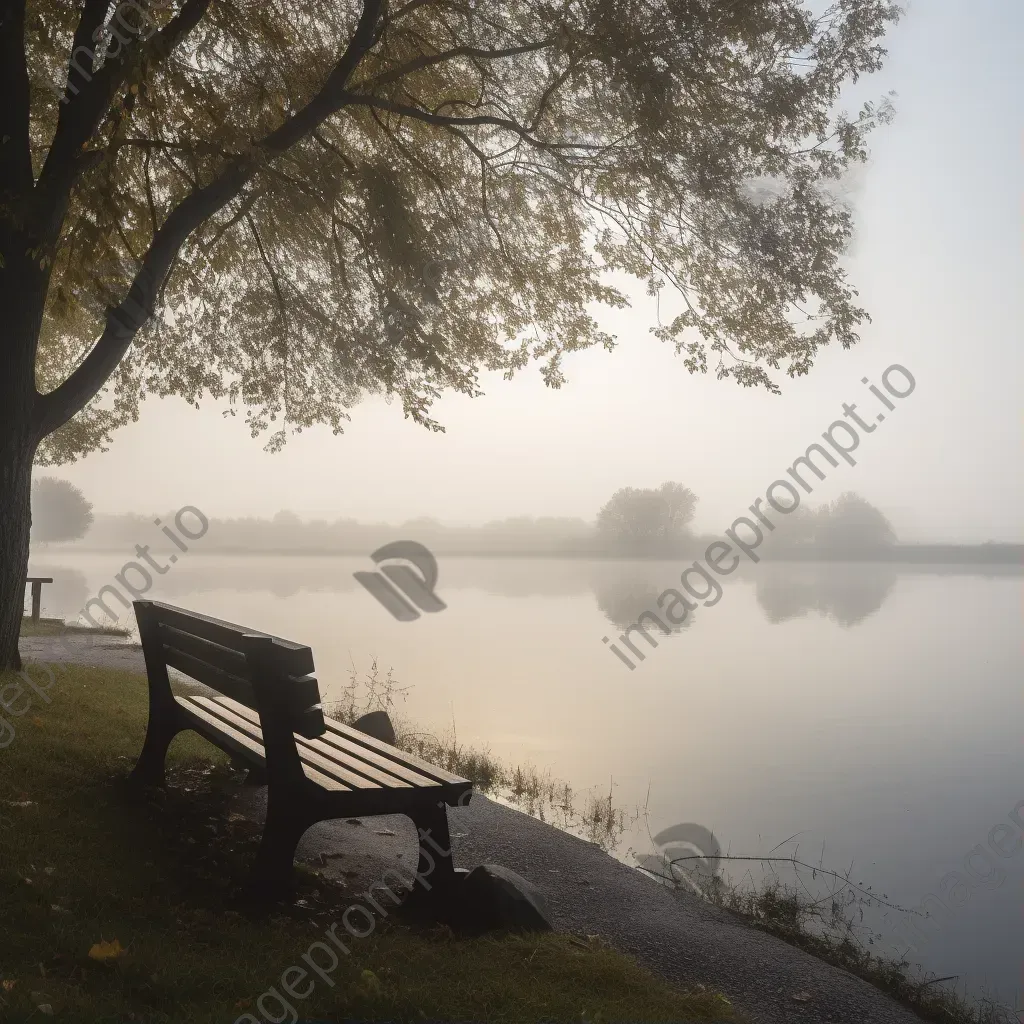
(176, 696, 348, 792)
(322, 716, 470, 787)
(309, 728, 444, 789)
(188, 695, 406, 791)
(207, 696, 445, 789)
(195, 696, 444, 790)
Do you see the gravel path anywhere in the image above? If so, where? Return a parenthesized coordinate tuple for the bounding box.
(24, 634, 925, 1024)
(20, 632, 148, 674)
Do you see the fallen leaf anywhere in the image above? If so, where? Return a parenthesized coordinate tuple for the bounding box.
(88, 939, 124, 962)
(792, 991, 812, 1002)
(30, 717, 44, 728)
(375, 829, 396, 836)
(1, 980, 15, 992)
(361, 968, 382, 993)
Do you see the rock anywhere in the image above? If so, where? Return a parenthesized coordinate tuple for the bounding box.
(459, 864, 553, 933)
(352, 710, 396, 745)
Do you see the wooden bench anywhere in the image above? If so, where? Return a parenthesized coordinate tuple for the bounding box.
(25, 577, 53, 622)
(129, 599, 472, 896)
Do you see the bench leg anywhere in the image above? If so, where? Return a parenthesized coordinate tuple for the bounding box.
(250, 803, 310, 897)
(412, 801, 456, 892)
(128, 718, 181, 787)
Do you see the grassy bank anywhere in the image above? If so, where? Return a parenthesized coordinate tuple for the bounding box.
(19, 616, 131, 638)
(639, 860, 1013, 1024)
(0, 662, 734, 1024)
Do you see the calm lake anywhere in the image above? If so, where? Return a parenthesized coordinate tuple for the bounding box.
(26, 551, 1023, 1013)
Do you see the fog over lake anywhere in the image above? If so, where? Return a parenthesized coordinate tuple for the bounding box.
(27, 552, 1023, 1009)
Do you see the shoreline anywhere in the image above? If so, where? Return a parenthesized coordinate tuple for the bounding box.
(15, 629, 988, 1024)
(28, 546, 1024, 573)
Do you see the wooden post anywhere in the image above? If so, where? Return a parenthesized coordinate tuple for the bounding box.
(25, 577, 53, 623)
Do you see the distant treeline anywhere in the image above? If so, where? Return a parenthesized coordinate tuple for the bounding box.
(44, 507, 1024, 565)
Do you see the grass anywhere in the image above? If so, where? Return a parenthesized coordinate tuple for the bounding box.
(639, 855, 1016, 1024)
(19, 616, 131, 638)
(0, 661, 735, 1024)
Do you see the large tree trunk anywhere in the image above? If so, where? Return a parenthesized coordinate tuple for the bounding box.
(0, 434, 36, 673)
(0, 269, 46, 673)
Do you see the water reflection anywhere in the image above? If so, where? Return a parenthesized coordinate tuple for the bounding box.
(593, 577, 694, 635)
(755, 563, 897, 626)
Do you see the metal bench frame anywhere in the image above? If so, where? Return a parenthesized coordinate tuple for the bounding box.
(128, 599, 471, 895)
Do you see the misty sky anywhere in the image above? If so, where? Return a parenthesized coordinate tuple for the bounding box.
(46, 0, 1023, 543)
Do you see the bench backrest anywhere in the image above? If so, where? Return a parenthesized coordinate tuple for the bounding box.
(134, 600, 326, 738)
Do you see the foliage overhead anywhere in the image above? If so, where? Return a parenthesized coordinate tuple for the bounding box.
(30, 476, 94, 543)
(20, 0, 900, 466)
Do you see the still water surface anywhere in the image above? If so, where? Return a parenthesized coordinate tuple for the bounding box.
(26, 552, 1023, 1011)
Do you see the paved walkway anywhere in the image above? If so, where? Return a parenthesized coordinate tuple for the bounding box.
(280, 797, 926, 1024)
(20, 632, 147, 674)
(24, 635, 926, 1024)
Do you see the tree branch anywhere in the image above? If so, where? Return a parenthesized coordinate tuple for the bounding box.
(0, 1, 33, 195)
(35, 0, 387, 438)
(36, 0, 214, 240)
(364, 37, 557, 90)
(337, 94, 602, 152)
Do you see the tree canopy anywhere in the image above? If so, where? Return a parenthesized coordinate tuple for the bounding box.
(597, 481, 698, 553)
(19, 0, 900, 466)
(814, 490, 896, 550)
(30, 476, 94, 543)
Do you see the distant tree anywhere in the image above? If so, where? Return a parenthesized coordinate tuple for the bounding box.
(764, 503, 817, 551)
(272, 509, 303, 527)
(815, 492, 896, 551)
(30, 477, 93, 544)
(596, 482, 698, 554)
